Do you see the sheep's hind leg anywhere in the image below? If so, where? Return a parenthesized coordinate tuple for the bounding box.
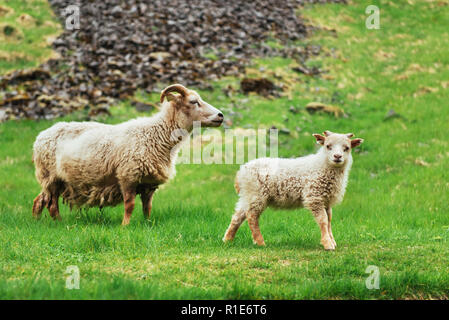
(311, 207, 335, 250)
(247, 210, 265, 246)
(32, 192, 46, 219)
(223, 209, 246, 242)
(47, 193, 61, 221)
(326, 207, 337, 248)
(121, 189, 136, 226)
(140, 187, 156, 220)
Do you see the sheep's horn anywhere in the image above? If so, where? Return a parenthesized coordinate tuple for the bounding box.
(160, 84, 188, 103)
(323, 130, 334, 137)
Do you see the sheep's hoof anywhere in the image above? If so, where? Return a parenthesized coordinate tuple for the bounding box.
(253, 240, 266, 246)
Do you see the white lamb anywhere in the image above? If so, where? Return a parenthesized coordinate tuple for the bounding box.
(223, 131, 363, 250)
(32, 84, 223, 225)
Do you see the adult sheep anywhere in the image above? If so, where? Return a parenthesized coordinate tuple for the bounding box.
(32, 84, 223, 225)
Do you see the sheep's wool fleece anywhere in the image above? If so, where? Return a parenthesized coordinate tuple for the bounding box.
(33, 106, 182, 207)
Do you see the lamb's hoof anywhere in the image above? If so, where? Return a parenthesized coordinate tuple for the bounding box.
(253, 240, 266, 246)
(321, 240, 335, 251)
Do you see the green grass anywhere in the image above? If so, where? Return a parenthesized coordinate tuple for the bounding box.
(0, 0, 61, 74)
(1, 0, 449, 299)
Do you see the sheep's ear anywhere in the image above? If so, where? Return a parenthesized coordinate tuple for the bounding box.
(346, 133, 354, 138)
(160, 84, 188, 103)
(313, 134, 326, 145)
(323, 130, 333, 137)
(351, 138, 364, 148)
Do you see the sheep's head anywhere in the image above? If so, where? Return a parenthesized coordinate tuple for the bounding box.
(313, 131, 364, 167)
(160, 84, 223, 129)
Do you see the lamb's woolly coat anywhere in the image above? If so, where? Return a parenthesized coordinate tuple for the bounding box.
(235, 148, 352, 214)
(224, 131, 363, 249)
(33, 102, 185, 207)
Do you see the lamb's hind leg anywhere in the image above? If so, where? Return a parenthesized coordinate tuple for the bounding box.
(223, 209, 247, 242)
(247, 209, 265, 246)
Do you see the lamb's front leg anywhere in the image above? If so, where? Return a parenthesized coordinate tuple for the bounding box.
(326, 207, 337, 248)
(121, 189, 136, 226)
(311, 206, 335, 250)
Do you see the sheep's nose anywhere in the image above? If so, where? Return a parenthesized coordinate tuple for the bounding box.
(334, 154, 342, 159)
(217, 113, 224, 118)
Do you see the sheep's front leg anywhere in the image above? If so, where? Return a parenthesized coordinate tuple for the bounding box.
(311, 207, 335, 250)
(122, 189, 136, 226)
(326, 207, 337, 248)
(141, 188, 156, 220)
(247, 211, 265, 246)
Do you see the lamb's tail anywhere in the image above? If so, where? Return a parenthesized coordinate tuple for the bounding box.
(234, 175, 240, 194)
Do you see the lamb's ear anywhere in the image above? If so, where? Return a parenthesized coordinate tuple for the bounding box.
(313, 133, 326, 145)
(323, 130, 334, 137)
(346, 133, 354, 138)
(160, 84, 188, 103)
(351, 138, 364, 148)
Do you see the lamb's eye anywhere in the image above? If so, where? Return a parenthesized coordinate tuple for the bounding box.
(190, 100, 198, 105)
(343, 146, 350, 152)
(326, 145, 332, 150)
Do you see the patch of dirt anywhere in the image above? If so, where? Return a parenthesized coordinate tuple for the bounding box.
(0, 5, 13, 17)
(16, 13, 36, 27)
(0, 23, 23, 42)
(305, 101, 345, 117)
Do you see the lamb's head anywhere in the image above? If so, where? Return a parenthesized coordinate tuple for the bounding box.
(313, 131, 364, 167)
(160, 84, 223, 130)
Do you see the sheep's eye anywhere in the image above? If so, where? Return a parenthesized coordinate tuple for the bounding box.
(343, 146, 350, 152)
(326, 145, 332, 150)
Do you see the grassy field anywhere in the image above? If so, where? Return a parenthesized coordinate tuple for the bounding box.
(1, 0, 448, 299)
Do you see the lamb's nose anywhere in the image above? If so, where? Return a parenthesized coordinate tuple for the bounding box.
(334, 154, 342, 159)
(217, 113, 224, 118)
